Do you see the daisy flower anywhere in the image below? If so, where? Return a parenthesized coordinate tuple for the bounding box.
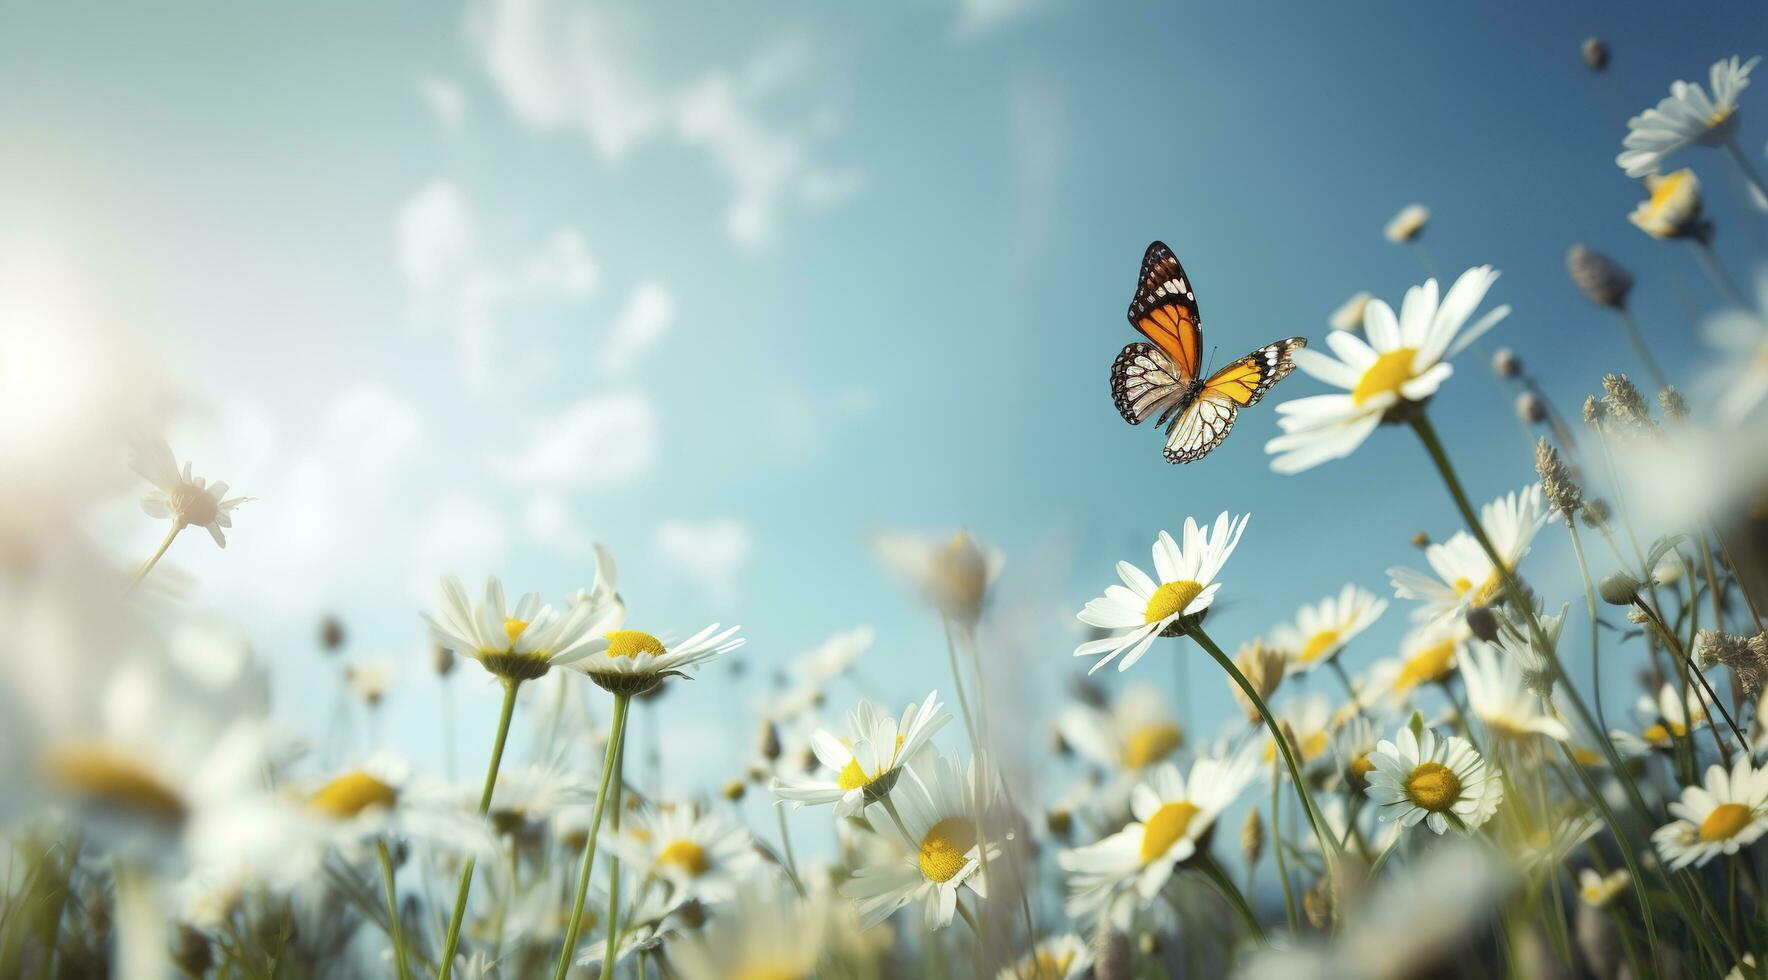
(1617, 55, 1760, 177)
(1073, 513, 1250, 673)
(301, 756, 494, 862)
(569, 623, 744, 696)
(345, 661, 392, 709)
(841, 754, 1001, 931)
(873, 530, 1003, 625)
(1612, 682, 1707, 754)
(1459, 644, 1570, 741)
(1628, 168, 1704, 239)
(669, 876, 828, 980)
(773, 691, 947, 816)
(1388, 484, 1545, 624)
(1577, 868, 1631, 908)
(1268, 584, 1387, 675)
(998, 934, 1093, 980)
(131, 435, 252, 547)
(1058, 752, 1256, 917)
(1365, 725, 1503, 835)
(1331, 714, 1380, 791)
(604, 804, 760, 909)
(1652, 754, 1768, 869)
(1361, 620, 1467, 709)
(1262, 693, 1336, 775)
(1264, 267, 1510, 474)
(1384, 203, 1430, 243)
(422, 575, 620, 683)
(1055, 683, 1184, 775)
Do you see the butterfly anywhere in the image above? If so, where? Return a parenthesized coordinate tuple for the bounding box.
(1110, 241, 1307, 463)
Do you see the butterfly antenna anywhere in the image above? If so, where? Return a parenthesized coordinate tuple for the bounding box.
(1204, 345, 1219, 378)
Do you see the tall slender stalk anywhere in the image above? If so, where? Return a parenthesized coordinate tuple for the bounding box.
(1723, 138, 1768, 229)
(438, 678, 522, 979)
(1612, 308, 1670, 391)
(1566, 524, 1606, 732)
(597, 715, 630, 980)
(376, 840, 409, 980)
(552, 693, 631, 980)
(1196, 853, 1265, 944)
(126, 523, 181, 593)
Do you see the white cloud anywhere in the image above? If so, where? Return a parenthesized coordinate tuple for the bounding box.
(418, 76, 468, 130)
(955, 0, 1040, 36)
(600, 281, 673, 375)
(524, 493, 594, 555)
(500, 391, 657, 488)
(413, 494, 509, 590)
(465, 0, 855, 247)
(1008, 76, 1067, 259)
(395, 179, 598, 386)
(656, 518, 751, 607)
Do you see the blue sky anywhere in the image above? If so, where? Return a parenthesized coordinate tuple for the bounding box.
(4, 1, 1766, 811)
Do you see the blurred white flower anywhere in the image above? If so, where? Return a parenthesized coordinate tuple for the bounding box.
(1265, 268, 1509, 473)
(1704, 266, 1768, 425)
(1577, 867, 1631, 908)
(1611, 682, 1708, 755)
(300, 755, 495, 861)
(1459, 643, 1570, 741)
(1617, 55, 1759, 177)
(1329, 291, 1372, 332)
(1384, 204, 1430, 243)
(841, 754, 1000, 931)
(132, 435, 252, 548)
(1388, 484, 1544, 624)
(997, 933, 1092, 980)
(669, 875, 828, 980)
(604, 805, 760, 909)
(1059, 751, 1255, 917)
(1055, 683, 1183, 775)
(795, 625, 874, 683)
(1652, 754, 1768, 869)
(1359, 619, 1467, 709)
(1073, 513, 1248, 673)
(872, 530, 1002, 625)
(773, 691, 947, 816)
(1627, 168, 1703, 239)
(1267, 584, 1387, 675)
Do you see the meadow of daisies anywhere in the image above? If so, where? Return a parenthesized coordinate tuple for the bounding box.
(14, 40, 1768, 980)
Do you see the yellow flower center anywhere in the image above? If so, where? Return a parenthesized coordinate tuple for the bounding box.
(309, 771, 399, 819)
(658, 839, 711, 876)
(1700, 802, 1754, 842)
(1122, 723, 1183, 769)
(836, 758, 874, 791)
(1144, 580, 1204, 624)
(1708, 106, 1736, 128)
(168, 484, 219, 527)
(40, 744, 186, 825)
(1451, 569, 1506, 608)
(605, 630, 666, 658)
(918, 817, 978, 883)
(1297, 629, 1341, 663)
(1352, 347, 1420, 406)
(1648, 169, 1690, 213)
(1018, 952, 1076, 979)
(503, 617, 529, 645)
(1139, 801, 1201, 862)
(1404, 761, 1462, 813)
(1350, 753, 1375, 781)
(1394, 639, 1457, 693)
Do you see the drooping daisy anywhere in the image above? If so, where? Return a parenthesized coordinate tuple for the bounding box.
(421, 575, 620, 683)
(1330, 292, 1372, 332)
(1073, 513, 1250, 673)
(568, 623, 744, 696)
(1262, 693, 1336, 776)
(1459, 644, 1570, 741)
(1361, 620, 1467, 709)
(998, 934, 1093, 980)
(1264, 268, 1510, 474)
(1055, 684, 1184, 775)
(1384, 204, 1431, 243)
(841, 754, 1000, 930)
(773, 691, 947, 816)
(1267, 584, 1387, 675)
(1365, 725, 1503, 835)
(131, 435, 252, 548)
(1617, 55, 1760, 177)
(1388, 484, 1546, 624)
(1652, 754, 1768, 869)
(669, 876, 828, 980)
(873, 530, 1004, 626)
(1058, 752, 1257, 917)
(345, 661, 392, 709)
(1577, 868, 1631, 908)
(1628, 168, 1704, 239)
(605, 804, 761, 909)
(1612, 682, 1708, 754)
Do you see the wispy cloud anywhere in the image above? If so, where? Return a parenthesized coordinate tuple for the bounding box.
(417, 76, 467, 130)
(465, 0, 857, 247)
(499, 391, 657, 488)
(656, 518, 752, 607)
(954, 0, 1041, 37)
(601, 281, 674, 376)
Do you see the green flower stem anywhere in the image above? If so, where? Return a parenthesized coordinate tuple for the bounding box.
(1268, 759, 1298, 933)
(1565, 523, 1607, 732)
(1633, 599, 1749, 752)
(1196, 853, 1265, 945)
(1326, 657, 1366, 718)
(1406, 410, 1685, 965)
(597, 713, 630, 980)
(438, 677, 522, 980)
(376, 840, 409, 980)
(1691, 235, 1750, 311)
(1612, 308, 1670, 392)
(1190, 626, 1341, 870)
(1724, 138, 1768, 229)
(552, 693, 631, 980)
(127, 523, 181, 593)
(775, 803, 807, 897)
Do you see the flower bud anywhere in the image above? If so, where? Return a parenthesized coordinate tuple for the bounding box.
(758, 719, 782, 762)
(1599, 572, 1641, 606)
(722, 780, 746, 802)
(1582, 37, 1609, 71)
(1241, 807, 1264, 867)
(431, 644, 456, 677)
(1516, 392, 1547, 425)
(1580, 499, 1611, 531)
(320, 615, 345, 653)
(1465, 606, 1501, 643)
(1385, 204, 1430, 243)
(1492, 347, 1522, 378)
(1567, 245, 1634, 309)
(1411, 531, 1430, 549)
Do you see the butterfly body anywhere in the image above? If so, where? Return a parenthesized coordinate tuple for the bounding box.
(1109, 241, 1306, 463)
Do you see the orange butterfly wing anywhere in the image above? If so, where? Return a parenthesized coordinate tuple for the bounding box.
(1200, 338, 1306, 407)
(1126, 241, 1203, 380)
